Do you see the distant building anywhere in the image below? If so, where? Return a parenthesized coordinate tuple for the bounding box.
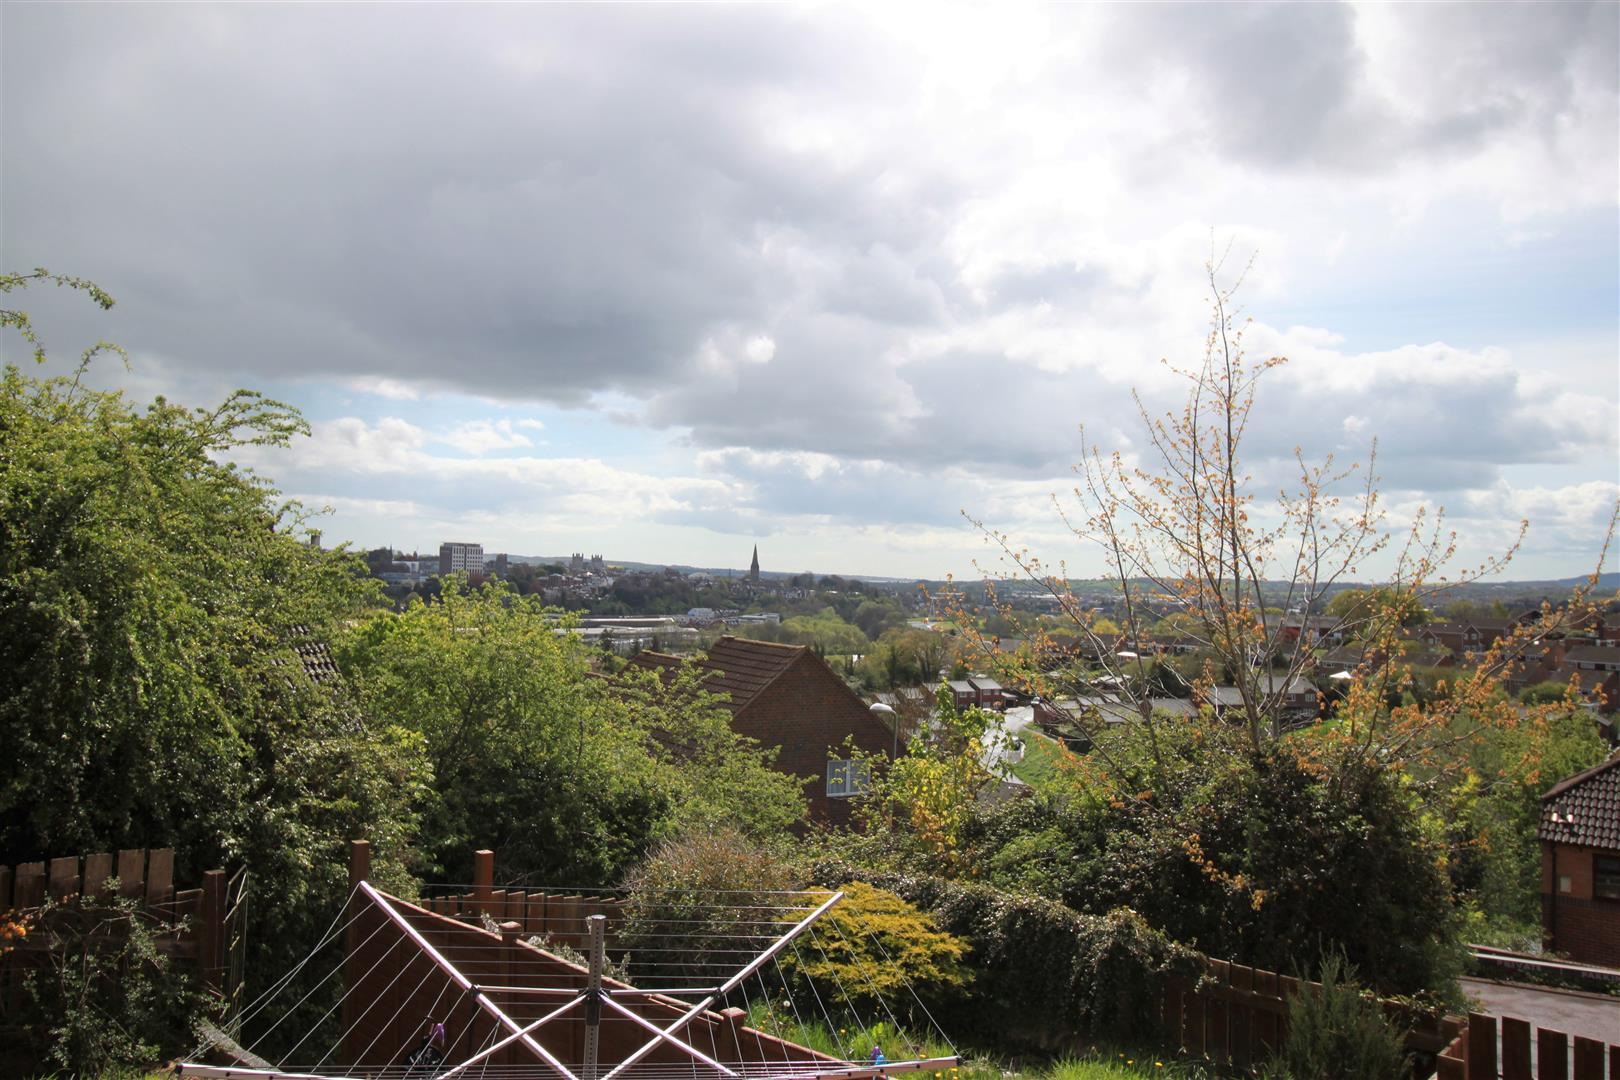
(749, 545, 760, 583)
(439, 542, 484, 576)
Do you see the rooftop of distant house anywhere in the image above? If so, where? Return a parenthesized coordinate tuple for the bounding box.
(1539, 752, 1620, 851)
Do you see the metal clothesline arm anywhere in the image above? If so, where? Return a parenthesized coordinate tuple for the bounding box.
(599, 890, 844, 1080)
(359, 882, 581, 1080)
(601, 995, 736, 1076)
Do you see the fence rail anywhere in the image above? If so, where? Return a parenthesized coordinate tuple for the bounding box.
(1435, 1011, 1620, 1079)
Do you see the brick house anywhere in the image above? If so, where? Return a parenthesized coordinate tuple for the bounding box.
(1539, 753, 1620, 966)
(626, 636, 894, 826)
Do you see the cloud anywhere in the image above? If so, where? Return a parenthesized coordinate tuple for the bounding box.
(438, 418, 541, 456)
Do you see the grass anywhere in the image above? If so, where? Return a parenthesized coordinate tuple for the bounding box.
(1011, 730, 1078, 787)
(742, 1001, 1222, 1080)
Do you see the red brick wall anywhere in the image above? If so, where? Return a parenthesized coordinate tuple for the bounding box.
(1541, 841, 1620, 967)
(732, 654, 894, 827)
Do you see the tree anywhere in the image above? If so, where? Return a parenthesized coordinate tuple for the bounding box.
(1324, 587, 1428, 628)
(850, 689, 1003, 872)
(949, 253, 1615, 994)
(963, 252, 1613, 779)
(1, 269, 423, 1043)
(336, 580, 807, 883)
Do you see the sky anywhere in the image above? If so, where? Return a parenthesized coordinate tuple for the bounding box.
(4, 3, 1617, 582)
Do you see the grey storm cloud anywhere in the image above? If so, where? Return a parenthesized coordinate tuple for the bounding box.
(5, 4, 925, 398)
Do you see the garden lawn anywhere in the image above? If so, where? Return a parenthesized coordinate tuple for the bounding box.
(1011, 730, 1077, 787)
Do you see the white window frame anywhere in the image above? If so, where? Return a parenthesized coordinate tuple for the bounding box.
(826, 759, 870, 798)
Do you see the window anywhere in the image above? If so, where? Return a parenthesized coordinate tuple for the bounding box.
(1596, 856, 1620, 901)
(826, 760, 870, 799)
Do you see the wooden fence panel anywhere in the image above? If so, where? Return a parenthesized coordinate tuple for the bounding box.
(1500, 1015, 1531, 1080)
(48, 856, 79, 899)
(1229, 962, 1254, 1069)
(0, 865, 12, 908)
(1205, 959, 1230, 1064)
(15, 862, 44, 908)
(1467, 1013, 1497, 1079)
(1574, 1037, 1605, 1079)
(1253, 967, 1279, 1057)
(1538, 1027, 1569, 1079)
(116, 849, 145, 896)
(144, 849, 174, 905)
(82, 852, 112, 897)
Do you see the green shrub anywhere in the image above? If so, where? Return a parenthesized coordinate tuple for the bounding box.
(619, 829, 802, 984)
(806, 860, 1198, 1047)
(1267, 953, 1408, 1080)
(783, 882, 971, 1009)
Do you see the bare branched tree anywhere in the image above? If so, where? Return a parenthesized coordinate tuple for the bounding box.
(958, 249, 1616, 782)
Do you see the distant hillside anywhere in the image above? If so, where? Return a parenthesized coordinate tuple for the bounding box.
(504, 553, 1614, 595)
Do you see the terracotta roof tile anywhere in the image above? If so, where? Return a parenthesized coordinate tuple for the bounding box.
(624, 636, 805, 713)
(1539, 753, 1620, 850)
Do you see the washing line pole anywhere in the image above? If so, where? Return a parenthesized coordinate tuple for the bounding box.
(584, 913, 607, 1080)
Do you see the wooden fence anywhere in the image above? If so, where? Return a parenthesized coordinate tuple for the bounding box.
(416, 849, 624, 950)
(1435, 1012, 1620, 1079)
(0, 848, 239, 995)
(1158, 958, 1461, 1072)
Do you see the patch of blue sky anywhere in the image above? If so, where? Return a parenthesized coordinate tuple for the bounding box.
(1262, 203, 1619, 355)
(272, 377, 677, 468)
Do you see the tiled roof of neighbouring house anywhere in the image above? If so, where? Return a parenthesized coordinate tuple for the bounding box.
(1539, 753, 1620, 850)
(625, 636, 806, 714)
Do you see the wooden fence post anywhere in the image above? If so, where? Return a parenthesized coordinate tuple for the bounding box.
(201, 869, 226, 994)
(344, 840, 372, 1065)
(473, 850, 494, 916)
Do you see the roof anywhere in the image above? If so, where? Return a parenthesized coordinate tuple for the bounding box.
(281, 625, 342, 685)
(1563, 645, 1620, 666)
(967, 676, 1003, 692)
(1203, 675, 1315, 707)
(1539, 753, 1620, 850)
(947, 680, 975, 693)
(625, 636, 808, 714)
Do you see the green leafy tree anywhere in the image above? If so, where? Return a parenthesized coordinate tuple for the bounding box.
(851, 689, 1002, 873)
(336, 581, 807, 883)
(0, 269, 423, 1040)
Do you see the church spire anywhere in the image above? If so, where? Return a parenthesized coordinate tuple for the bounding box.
(749, 544, 760, 583)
